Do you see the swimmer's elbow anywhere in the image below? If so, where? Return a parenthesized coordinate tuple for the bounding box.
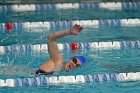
(47, 33, 55, 41)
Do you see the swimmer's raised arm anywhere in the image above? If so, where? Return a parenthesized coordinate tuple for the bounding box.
(37, 25, 83, 75)
(47, 24, 83, 63)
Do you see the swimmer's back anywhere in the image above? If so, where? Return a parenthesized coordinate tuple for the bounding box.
(39, 54, 64, 72)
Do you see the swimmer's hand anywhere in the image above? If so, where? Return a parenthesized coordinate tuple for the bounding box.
(70, 24, 83, 35)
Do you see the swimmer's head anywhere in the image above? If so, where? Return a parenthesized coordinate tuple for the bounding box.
(64, 55, 86, 69)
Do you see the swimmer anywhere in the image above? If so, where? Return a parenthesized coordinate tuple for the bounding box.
(36, 24, 86, 76)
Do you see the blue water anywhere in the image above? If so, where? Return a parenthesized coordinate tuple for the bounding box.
(0, 5, 140, 93)
(0, 26, 140, 45)
(0, 8, 140, 23)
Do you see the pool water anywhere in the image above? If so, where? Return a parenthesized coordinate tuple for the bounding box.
(0, 8, 140, 23)
(0, 3, 140, 93)
(0, 46, 140, 93)
(0, 26, 140, 45)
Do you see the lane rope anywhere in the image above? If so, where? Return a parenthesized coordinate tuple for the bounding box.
(0, 2, 139, 12)
(0, 18, 140, 33)
(0, 41, 140, 54)
(0, 72, 140, 87)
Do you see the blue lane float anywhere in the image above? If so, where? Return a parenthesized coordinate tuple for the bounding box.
(0, 72, 140, 87)
(0, 18, 140, 33)
(0, 41, 140, 54)
(0, 2, 139, 12)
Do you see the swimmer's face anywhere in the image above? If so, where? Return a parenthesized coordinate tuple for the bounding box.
(64, 58, 81, 70)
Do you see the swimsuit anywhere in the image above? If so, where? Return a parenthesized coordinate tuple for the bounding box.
(35, 69, 53, 76)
